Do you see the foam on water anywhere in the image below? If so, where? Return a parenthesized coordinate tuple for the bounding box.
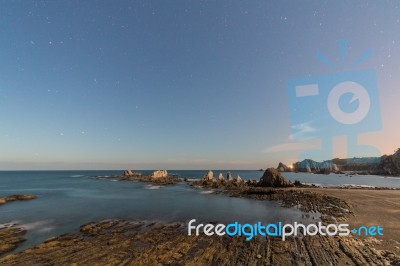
(70, 175, 84, 178)
(199, 190, 214, 194)
(144, 185, 163, 190)
(341, 184, 376, 188)
(19, 220, 55, 232)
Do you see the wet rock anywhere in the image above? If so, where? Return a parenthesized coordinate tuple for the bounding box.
(0, 224, 26, 255)
(0, 195, 36, 206)
(1, 220, 398, 265)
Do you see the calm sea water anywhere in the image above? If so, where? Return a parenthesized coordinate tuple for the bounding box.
(0, 170, 398, 253)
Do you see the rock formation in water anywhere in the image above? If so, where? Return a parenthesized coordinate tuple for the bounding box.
(123, 170, 134, 176)
(218, 173, 224, 181)
(276, 162, 291, 172)
(236, 175, 243, 184)
(123, 170, 142, 177)
(152, 170, 168, 178)
(226, 171, 232, 181)
(0, 195, 36, 205)
(258, 168, 292, 187)
(203, 170, 214, 182)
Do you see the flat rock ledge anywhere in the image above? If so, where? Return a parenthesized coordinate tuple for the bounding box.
(99, 175, 181, 185)
(190, 181, 351, 223)
(228, 187, 352, 223)
(0, 194, 36, 205)
(0, 195, 35, 254)
(1, 220, 398, 265)
(0, 224, 27, 256)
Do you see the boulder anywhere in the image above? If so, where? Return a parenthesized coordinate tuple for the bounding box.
(258, 168, 292, 187)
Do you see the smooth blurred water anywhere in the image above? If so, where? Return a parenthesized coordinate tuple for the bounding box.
(0, 170, 312, 253)
(1, 170, 398, 253)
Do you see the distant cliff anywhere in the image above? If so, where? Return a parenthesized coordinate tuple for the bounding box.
(276, 148, 400, 176)
(377, 148, 400, 176)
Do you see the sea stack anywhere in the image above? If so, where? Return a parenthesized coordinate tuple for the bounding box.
(276, 162, 291, 172)
(258, 168, 292, 187)
(203, 170, 215, 182)
(124, 170, 134, 176)
(152, 170, 168, 178)
(226, 171, 232, 181)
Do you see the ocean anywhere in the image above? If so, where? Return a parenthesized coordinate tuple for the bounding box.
(0, 170, 399, 253)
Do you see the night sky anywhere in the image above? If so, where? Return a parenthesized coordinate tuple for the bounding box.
(0, 1, 399, 170)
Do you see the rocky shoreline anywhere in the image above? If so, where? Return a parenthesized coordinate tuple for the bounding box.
(0, 194, 36, 255)
(1, 219, 399, 265)
(0, 224, 26, 256)
(189, 169, 353, 223)
(1, 175, 400, 265)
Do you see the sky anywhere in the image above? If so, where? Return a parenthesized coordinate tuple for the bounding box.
(0, 1, 399, 170)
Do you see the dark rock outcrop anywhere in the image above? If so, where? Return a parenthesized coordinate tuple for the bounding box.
(0, 195, 36, 206)
(123, 170, 141, 177)
(258, 168, 292, 187)
(378, 149, 400, 176)
(103, 173, 179, 185)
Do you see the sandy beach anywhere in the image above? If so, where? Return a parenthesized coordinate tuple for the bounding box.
(311, 188, 400, 255)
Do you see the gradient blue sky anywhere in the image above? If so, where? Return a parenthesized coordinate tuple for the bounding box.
(0, 1, 399, 170)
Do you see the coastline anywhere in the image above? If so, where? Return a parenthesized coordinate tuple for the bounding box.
(1, 175, 400, 264)
(0, 195, 36, 255)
